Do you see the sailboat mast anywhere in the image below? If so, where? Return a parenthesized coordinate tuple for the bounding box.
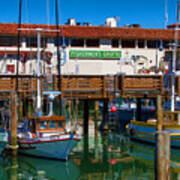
(16, 0, 22, 91)
(36, 29, 42, 115)
(55, 0, 62, 115)
(171, 0, 180, 111)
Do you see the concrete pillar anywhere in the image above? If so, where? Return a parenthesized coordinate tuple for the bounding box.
(119, 39, 122, 48)
(22, 38, 26, 49)
(135, 39, 138, 49)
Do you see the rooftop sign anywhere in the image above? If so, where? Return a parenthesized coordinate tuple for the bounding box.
(69, 50, 121, 59)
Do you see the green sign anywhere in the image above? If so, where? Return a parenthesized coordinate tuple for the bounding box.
(69, 50, 121, 59)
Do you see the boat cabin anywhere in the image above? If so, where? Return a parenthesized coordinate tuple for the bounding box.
(26, 115, 66, 133)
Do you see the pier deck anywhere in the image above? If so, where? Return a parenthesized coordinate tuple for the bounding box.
(0, 74, 175, 99)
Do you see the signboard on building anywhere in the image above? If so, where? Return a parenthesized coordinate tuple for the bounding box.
(69, 50, 121, 59)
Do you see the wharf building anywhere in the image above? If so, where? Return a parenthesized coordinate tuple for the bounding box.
(0, 18, 177, 75)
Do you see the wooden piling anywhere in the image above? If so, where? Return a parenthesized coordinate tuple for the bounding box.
(27, 98, 33, 116)
(157, 95, 163, 131)
(94, 101, 99, 139)
(10, 91, 18, 156)
(103, 99, 108, 131)
(10, 156, 18, 180)
(94, 101, 99, 158)
(155, 131, 170, 180)
(83, 100, 89, 136)
(155, 95, 170, 180)
(136, 98, 141, 121)
(83, 100, 89, 157)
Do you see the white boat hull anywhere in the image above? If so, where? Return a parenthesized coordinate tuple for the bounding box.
(18, 134, 81, 160)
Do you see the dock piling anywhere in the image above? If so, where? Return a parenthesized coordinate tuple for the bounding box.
(157, 95, 163, 131)
(136, 98, 141, 121)
(103, 99, 108, 131)
(155, 95, 170, 180)
(10, 91, 18, 156)
(155, 131, 170, 180)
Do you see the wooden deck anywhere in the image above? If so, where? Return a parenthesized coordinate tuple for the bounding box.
(117, 74, 164, 98)
(0, 74, 175, 99)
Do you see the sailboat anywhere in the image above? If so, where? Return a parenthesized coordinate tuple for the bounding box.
(126, 0, 180, 147)
(17, 89, 81, 161)
(17, 113, 81, 160)
(0, 0, 81, 160)
(16, 28, 81, 161)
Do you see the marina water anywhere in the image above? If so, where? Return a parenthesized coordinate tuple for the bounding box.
(1, 133, 180, 179)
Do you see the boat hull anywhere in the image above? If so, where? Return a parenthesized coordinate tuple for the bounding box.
(127, 121, 180, 147)
(0, 141, 7, 155)
(0, 132, 8, 155)
(18, 134, 81, 160)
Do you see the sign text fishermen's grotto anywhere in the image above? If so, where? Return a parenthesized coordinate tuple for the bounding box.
(69, 50, 122, 59)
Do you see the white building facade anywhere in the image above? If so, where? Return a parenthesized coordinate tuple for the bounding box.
(0, 21, 175, 75)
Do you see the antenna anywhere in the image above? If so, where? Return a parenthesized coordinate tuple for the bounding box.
(46, 0, 50, 26)
(165, 0, 168, 28)
(170, 0, 180, 111)
(114, 16, 120, 27)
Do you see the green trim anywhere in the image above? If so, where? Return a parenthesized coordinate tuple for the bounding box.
(69, 50, 122, 59)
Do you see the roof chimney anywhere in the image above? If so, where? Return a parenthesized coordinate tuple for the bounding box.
(105, 17, 117, 27)
(67, 18, 76, 26)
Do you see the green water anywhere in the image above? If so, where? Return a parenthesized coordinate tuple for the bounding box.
(1, 134, 180, 180)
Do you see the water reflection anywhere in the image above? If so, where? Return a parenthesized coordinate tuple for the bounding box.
(0, 153, 79, 180)
(73, 133, 180, 179)
(1, 133, 180, 179)
(0, 156, 8, 180)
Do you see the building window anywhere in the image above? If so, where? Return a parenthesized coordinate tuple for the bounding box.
(163, 40, 171, 49)
(54, 37, 69, 47)
(26, 37, 47, 48)
(0, 36, 18, 47)
(86, 39, 99, 47)
(147, 40, 156, 48)
(71, 38, 84, 47)
(101, 39, 111, 46)
(112, 39, 119, 48)
(6, 64, 15, 73)
(138, 39, 145, 48)
(122, 39, 135, 48)
(27, 37, 37, 47)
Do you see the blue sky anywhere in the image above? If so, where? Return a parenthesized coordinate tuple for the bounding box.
(0, 0, 178, 29)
